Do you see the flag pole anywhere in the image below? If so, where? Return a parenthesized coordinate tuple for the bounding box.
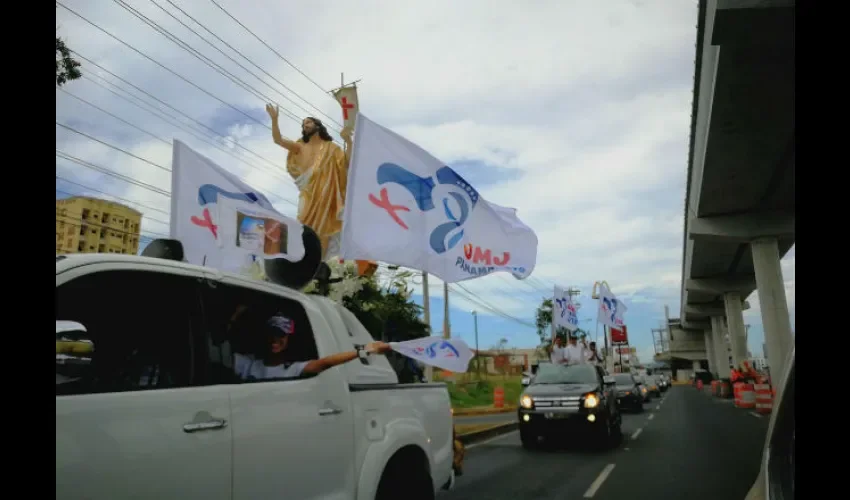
(422, 271, 433, 382)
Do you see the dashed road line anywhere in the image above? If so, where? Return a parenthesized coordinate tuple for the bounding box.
(583, 464, 616, 498)
(655, 405, 661, 411)
(648, 414, 654, 421)
(631, 428, 643, 440)
(748, 411, 763, 419)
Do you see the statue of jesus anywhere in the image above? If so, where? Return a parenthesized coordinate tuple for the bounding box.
(266, 104, 352, 259)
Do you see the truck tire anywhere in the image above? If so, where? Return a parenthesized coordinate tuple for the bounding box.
(520, 428, 540, 450)
(375, 448, 434, 500)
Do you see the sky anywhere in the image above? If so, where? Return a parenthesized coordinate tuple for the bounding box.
(56, 0, 795, 364)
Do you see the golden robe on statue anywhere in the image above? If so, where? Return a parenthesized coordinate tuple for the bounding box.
(286, 139, 348, 258)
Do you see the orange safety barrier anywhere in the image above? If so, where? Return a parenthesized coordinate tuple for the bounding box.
(719, 381, 731, 399)
(733, 382, 756, 409)
(710, 380, 718, 396)
(754, 384, 773, 414)
(493, 386, 505, 408)
(696, 379, 703, 390)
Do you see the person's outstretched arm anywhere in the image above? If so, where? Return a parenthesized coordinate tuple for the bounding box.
(302, 341, 391, 375)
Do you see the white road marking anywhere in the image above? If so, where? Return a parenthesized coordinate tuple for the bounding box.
(655, 405, 661, 411)
(648, 414, 655, 421)
(631, 428, 643, 440)
(584, 464, 616, 498)
(749, 411, 763, 419)
(465, 430, 518, 449)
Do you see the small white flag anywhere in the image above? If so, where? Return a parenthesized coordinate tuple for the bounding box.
(390, 337, 474, 373)
(597, 284, 627, 329)
(553, 286, 579, 332)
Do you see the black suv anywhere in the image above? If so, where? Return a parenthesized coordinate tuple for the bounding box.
(518, 363, 622, 449)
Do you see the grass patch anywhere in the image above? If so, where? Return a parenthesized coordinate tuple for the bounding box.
(446, 376, 523, 409)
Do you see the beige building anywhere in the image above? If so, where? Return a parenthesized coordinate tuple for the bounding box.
(56, 197, 142, 255)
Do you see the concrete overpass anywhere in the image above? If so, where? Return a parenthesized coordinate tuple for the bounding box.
(675, 0, 795, 385)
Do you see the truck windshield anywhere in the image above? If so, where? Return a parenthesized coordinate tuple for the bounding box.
(533, 364, 598, 385)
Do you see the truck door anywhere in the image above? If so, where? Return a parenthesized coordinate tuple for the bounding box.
(56, 266, 232, 500)
(200, 278, 356, 500)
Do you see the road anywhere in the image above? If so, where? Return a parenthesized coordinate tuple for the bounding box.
(442, 386, 769, 500)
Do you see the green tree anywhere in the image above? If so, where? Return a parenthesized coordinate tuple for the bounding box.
(56, 36, 82, 87)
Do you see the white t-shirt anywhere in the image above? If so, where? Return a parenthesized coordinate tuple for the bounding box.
(550, 346, 566, 364)
(234, 353, 308, 381)
(563, 344, 586, 365)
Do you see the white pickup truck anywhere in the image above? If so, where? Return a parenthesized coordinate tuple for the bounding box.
(55, 253, 455, 500)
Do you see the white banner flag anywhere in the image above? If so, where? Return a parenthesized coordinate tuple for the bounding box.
(390, 337, 474, 373)
(340, 113, 538, 283)
(597, 284, 627, 329)
(170, 140, 305, 278)
(332, 85, 359, 131)
(553, 286, 579, 332)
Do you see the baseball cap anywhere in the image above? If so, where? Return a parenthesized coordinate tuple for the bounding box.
(266, 314, 295, 336)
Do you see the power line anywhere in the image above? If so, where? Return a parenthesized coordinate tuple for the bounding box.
(56, 150, 170, 197)
(110, 0, 304, 128)
(56, 122, 171, 173)
(56, 176, 170, 216)
(56, 190, 170, 227)
(153, 0, 343, 129)
(57, 1, 272, 133)
(208, 0, 333, 98)
(58, 88, 169, 146)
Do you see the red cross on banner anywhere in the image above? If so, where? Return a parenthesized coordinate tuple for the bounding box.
(332, 85, 359, 129)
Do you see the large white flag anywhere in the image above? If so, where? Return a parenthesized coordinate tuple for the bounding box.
(170, 140, 306, 278)
(340, 113, 538, 283)
(553, 286, 579, 332)
(390, 337, 474, 373)
(596, 284, 627, 329)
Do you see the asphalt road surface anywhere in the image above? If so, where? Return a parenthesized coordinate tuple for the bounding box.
(442, 386, 770, 500)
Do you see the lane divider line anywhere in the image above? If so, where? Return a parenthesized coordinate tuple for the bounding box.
(584, 463, 616, 498)
(748, 411, 763, 419)
(631, 428, 643, 440)
(655, 405, 661, 411)
(648, 414, 655, 421)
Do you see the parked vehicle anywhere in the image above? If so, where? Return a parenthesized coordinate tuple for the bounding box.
(56, 253, 454, 500)
(643, 374, 662, 397)
(613, 373, 645, 412)
(518, 363, 622, 449)
(632, 375, 652, 402)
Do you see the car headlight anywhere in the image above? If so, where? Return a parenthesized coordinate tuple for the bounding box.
(520, 394, 533, 409)
(641, 387, 647, 393)
(583, 393, 599, 409)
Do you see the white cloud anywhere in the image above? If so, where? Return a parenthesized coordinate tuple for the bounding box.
(57, 0, 717, 350)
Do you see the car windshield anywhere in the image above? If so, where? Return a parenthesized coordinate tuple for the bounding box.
(614, 374, 635, 385)
(533, 364, 598, 385)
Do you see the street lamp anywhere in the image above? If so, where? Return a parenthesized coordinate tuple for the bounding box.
(471, 310, 480, 377)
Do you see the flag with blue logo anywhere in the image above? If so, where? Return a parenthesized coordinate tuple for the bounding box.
(389, 337, 474, 373)
(340, 114, 538, 283)
(596, 284, 627, 330)
(553, 286, 580, 332)
(170, 140, 305, 278)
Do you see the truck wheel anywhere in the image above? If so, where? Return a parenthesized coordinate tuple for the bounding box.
(376, 450, 434, 500)
(520, 428, 540, 450)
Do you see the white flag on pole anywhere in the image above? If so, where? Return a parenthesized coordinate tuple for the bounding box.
(340, 113, 538, 283)
(390, 337, 474, 373)
(170, 140, 305, 278)
(553, 286, 579, 332)
(596, 284, 627, 329)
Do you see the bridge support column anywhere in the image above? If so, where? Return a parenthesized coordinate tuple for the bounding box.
(751, 237, 794, 388)
(703, 329, 717, 377)
(710, 316, 728, 378)
(724, 292, 749, 368)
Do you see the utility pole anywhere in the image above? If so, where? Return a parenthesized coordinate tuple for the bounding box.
(422, 272, 432, 381)
(472, 310, 480, 378)
(443, 282, 451, 339)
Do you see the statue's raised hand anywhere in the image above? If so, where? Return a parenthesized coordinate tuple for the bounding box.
(340, 126, 353, 143)
(265, 103, 279, 121)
